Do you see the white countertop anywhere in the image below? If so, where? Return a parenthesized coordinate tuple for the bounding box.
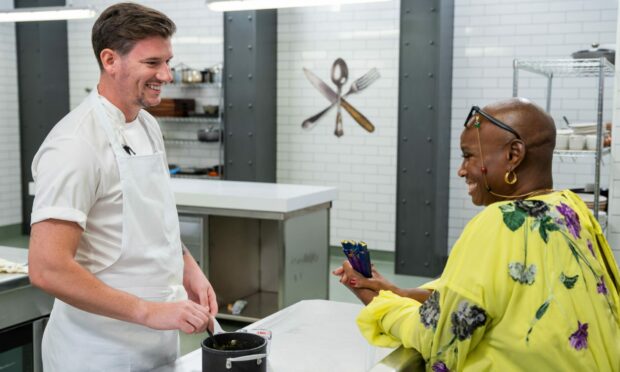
(30, 179, 337, 213)
(153, 299, 394, 372)
(171, 179, 337, 213)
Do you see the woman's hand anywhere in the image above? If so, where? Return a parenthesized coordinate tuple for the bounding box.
(333, 261, 398, 293)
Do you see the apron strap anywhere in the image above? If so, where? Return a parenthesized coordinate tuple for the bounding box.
(89, 91, 129, 159)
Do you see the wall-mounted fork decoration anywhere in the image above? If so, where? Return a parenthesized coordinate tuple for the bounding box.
(302, 58, 380, 137)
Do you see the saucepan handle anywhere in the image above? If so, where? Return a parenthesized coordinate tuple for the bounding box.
(226, 353, 267, 369)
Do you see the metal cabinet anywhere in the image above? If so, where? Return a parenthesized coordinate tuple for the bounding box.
(512, 57, 615, 219)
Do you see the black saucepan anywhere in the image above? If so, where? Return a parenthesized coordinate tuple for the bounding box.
(202, 332, 267, 372)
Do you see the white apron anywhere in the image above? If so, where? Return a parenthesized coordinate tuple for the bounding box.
(42, 92, 186, 371)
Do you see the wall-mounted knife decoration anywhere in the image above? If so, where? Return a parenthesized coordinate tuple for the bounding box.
(302, 58, 380, 137)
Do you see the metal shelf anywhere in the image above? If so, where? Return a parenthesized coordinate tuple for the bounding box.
(163, 138, 220, 145)
(554, 147, 611, 158)
(513, 58, 615, 78)
(171, 174, 220, 180)
(165, 82, 222, 89)
(513, 57, 614, 220)
(155, 116, 220, 124)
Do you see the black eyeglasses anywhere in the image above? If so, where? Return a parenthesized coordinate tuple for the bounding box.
(464, 106, 521, 140)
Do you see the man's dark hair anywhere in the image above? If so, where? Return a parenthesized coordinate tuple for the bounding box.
(91, 2, 176, 70)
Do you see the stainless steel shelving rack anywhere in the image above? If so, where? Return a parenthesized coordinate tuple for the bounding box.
(512, 57, 615, 219)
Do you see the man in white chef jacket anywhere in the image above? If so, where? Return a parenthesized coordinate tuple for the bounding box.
(28, 3, 217, 371)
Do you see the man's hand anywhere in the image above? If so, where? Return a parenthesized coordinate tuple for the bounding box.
(139, 300, 211, 334)
(182, 246, 218, 316)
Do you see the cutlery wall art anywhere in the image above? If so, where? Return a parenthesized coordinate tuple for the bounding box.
(303, 58, 380, 137)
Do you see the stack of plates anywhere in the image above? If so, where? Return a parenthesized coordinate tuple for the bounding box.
(575, 193, 607, 211)
(569, 123, 597, 135)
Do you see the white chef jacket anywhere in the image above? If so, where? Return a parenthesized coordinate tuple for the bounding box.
(31, 94, 167, 273)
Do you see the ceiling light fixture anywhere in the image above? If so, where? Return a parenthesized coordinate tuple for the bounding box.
(207, 0, 390, 12)
(0, 6, 96, 23)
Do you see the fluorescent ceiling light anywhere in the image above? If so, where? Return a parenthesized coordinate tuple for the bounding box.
(0, 6, 96, 23)
(207, 0, 390, 12)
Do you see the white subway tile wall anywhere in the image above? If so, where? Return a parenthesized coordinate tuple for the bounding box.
(67, 0, 224, 169)
(448, 0, 618, 250)
(608, 5, 620, 263)
(0, 0, 618, 262)
(0, 0, 21, 226)
(276, 2, 400, 251)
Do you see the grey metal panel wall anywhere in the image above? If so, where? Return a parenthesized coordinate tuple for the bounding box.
(395, 0, 453, 277)
(16, 0, 70, 233)
(223, 10, 277, 182)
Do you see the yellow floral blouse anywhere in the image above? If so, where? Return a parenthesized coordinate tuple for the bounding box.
(357, 190, 620, 371)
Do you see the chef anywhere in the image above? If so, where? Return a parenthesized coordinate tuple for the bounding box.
(28, 3, 217, 371)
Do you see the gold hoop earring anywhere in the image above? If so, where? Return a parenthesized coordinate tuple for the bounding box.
(504, 170, 517, 185)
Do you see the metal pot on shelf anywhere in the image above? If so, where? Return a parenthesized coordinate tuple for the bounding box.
(182, 68, 203, 84)
(198, 126, 221, 142)
(571, 43, 615, 64)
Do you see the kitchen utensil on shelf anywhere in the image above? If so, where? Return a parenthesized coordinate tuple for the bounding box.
(303, 68, 375, 133)
(203, 105, 219, 118)
(571, 43, 615, 64)
(182, 68, 203, 84)
(197, 127, 221, 142)
(331, 58, 348, 137)
(303, 67, 380, 129)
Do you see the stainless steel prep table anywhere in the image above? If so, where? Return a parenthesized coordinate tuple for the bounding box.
(153, 299, 424, 372)
(172, 179, 337, 322)
(0, 246, 54, 371)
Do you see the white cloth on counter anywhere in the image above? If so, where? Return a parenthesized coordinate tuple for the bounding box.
(0, 257, 28, 274)
(30, 93, 167, 274)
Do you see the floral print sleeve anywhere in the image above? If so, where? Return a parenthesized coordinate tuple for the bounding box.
(357, 288, 489, 372)
(356, 190, 620, 371)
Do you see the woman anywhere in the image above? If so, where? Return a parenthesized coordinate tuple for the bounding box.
(334, 98, 620, 371)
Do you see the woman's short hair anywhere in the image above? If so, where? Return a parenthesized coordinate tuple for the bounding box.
(91, 2, 176, 70)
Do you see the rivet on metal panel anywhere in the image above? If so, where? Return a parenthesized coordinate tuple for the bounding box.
(228, 160, 233, 164)
(403, 106, 408, 110)
(228, 103, 233, 108)
(427, 105, 433, 110)
(426, 168, 431, 174)
(248, 160, 253, 166)
(405, 9, 410, 14)
(401, 230, 406, 235)
(227, 46, 233, 51)
(399, 260, 405, 266)
(248, 132, 253, 137)
(248, 44, 253, 50)
(248, 15, 253, 21)
(424, 231, 430, 237)
(429, 40, 435, 45)
(404, 73, 409, 78)
(430, 7, 436, 12)
(228, 132, 233, 136)
(425, 200, 431, 206)
(403, 137, 408, 142)
(228, 74, 232, 79)
(248, 103, 253, 109)
(404, 41, 410, 46)
(402, 168, 407, 173)
(428, 72, 434, 78)
(427, 137, 432, 142)
(424, 262, 430, 267)
(228, 16, 232, 22)
(401, 199, 407, 204)
(248, 74, 253, 79)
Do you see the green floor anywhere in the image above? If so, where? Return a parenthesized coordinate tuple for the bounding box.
(0, 227, 431, 356)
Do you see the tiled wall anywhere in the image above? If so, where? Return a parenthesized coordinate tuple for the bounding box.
(448, 0, 618, 249)
(276, 2, 401, 251)
(607, 6, 620, 263)
(0, 0, 21, 226)
(1, 1, 619, 260)
(67, 0, 224, 170)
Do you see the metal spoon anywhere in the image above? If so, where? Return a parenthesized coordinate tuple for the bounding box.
(331, 58, 348, 137)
